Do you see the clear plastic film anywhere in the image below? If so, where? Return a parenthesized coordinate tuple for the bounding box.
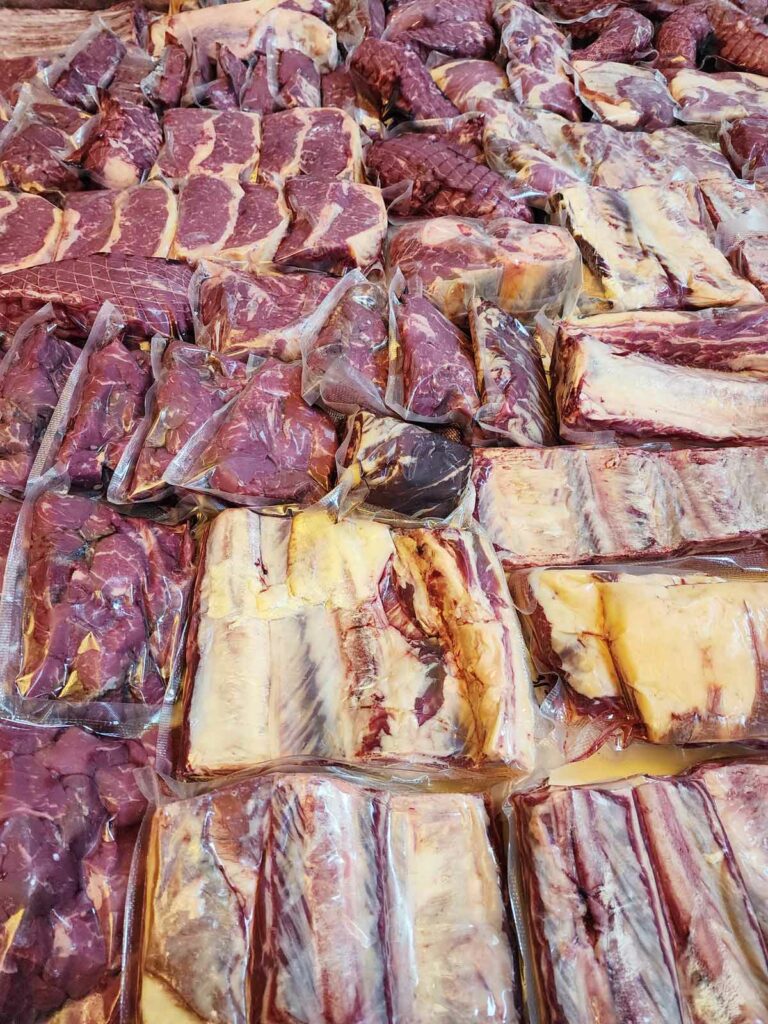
(668, 67, 768, 125)
(43, 20, 127, 112)
(719, 116, 768, 183)
(150, 106, 262, 184)
(571, 59, 677, 131)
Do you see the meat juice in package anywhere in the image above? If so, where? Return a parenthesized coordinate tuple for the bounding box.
(170, 506, 535, 778)
(130, 769, 520, 1023)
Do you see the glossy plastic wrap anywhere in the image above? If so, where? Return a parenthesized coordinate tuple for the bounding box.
(163, 359, 338, 507)
(0, 495, 20, 583)
(45, 24, 127, 112)
(0, 720, 151, 1024)
(108, 338, 247, 506)
(669, 68, 768, 123)
(572, 60, 676, 132)
(0, 488, 196, 728)
(151, 107, 262, 184)
(473, 445, 768, 570)
(0, 191, 62, 276)
(130, 769, 520, 1024)
(719, 116, 768, 183)
(174, 507, 535, 777)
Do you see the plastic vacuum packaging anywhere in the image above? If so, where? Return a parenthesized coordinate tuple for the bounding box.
(473, 445, 768, 570)
(0, 307, 80, 500)
(0, 488, 196, 730)
(511, 562, 768, 747)
(130, 768, 520, 1024)
(28, 304, 152, 493)
(163, 358, 338, 507)
(108, 338, 247, 506)
(0, 719, 151, 1024)
(172, 506, 535, 778)
(0, 494, 20, 582)
(510, 759, 768, 1024)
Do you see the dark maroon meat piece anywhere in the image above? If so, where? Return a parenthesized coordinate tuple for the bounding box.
(366, 131, 532, 220)
(52, 29, 127, 111)
(656, 7, 712, 76)
(0, 321, 79, 497)
(350, 38, 460, 120)
(332, 0, 386, 49)
(0, 255, 194, 343)
(107, 45, 154, 105)
(17, 492, 195, 704)
(141, 43, 188, 108)
(82, 94, 161, 189)
(0, 191, 61, 276)
(0, 721, 149, 1024)
(56, 337, 152, 490)
(720, 116, 768, 179)
(385, 0, 496, 59)
(241, 55, 278, 114)
(155, 107, 261, 182)
(707, 0, 768, 76)
(277, 48, 321, 108)
(259, 107, 362, 183)
(0, 495, 20, 582)
(395, 294, 480, 427)
(177, 359, 337, 504)
(321, 66, 381, 123)
(0, 118, 83, 194)
(577, 9, 654, 62)
(0, 56, 47, 115)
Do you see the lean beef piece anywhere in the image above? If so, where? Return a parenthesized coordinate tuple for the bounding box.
(473, 444, 768, 570)
(391, 293, 480, 428)
(137, 772, 518, 1023)
(388, 216, 581, 322)
(720, 115, 768, 180)
(276, 178, 387, 274)
(384, 0, 496, 59)
(332, 0, 385, 50)
(258, 107, 363, 184)
(179, 508, 534, 775)
(350, 37, 460, 121)
(153, 108, 261, 184)
(729, 234, 768, 299)
(0, 255, 194, 343)
(0, 192, 61, 275)
(669, 67, 768, 122)
(50, 337, 152, 491)
(196, 268, 337, 360)
(56, 182, 177, 262)
(0, 91, 89, 194)
(470, 298, 557, 446)
(51, 28, 127, 111)
(366, 130, 532, 220)
(108, 44, 154, 106)
(0, 55, 47, 118)
(656, 6, 712, 77)
(14, 492, 195, 704)
(707, 0, 768, 77)
(573, 61, 676, 131)
(141, 43, 188, 108)
(109, 341, 247, 505)
(81, 94, 161, 189)
(321, 67, 382, 135)
(0, 317, 79, 498)
(430, 58, 510, 111)
(165, 359, 337, 505)
(275, 47, 321, 108)
(494, 0, 580, 121)
(577, 7, 654, 62)
(337, 411, 472, 519)
(0, 495, 20, 582)
(171, 176, 289, 267)
(303, 280, 389, 414)
(0, 721, 150, 1024)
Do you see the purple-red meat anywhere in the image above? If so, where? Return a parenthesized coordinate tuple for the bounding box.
(17, 492, 195, 704)
(107, 44, 154, 106)
(366, 131, 531, 220)
(56, 337, 152, 490)
(384, 0, 496, 59)
(259, 107, 363, 184)
(577, 9, 654, 62)
(0, 495, 20, 582)
(0, 255, 194, 343)
(0, 117, 84, 195)
(0, 321, 79, 497)
(82, 94, 162, 189)
(707, 0, 768, 77)
(241, 55, 278, 114)
(656, 7, 712, 76)
(350, 37, 460, 120)
(0, 56, 47, 116)
(52, 29, 127, 111)
(141, 44, 188, 108)
(277, 48, 321, 108)
(720, 116, 768, 180)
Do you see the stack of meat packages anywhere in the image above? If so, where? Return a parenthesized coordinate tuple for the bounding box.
(1, 0, 768, 1021)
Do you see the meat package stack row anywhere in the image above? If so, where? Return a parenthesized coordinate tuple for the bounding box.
(2, 0, 768, 1021)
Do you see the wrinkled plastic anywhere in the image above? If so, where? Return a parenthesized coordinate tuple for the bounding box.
(719, 116, 768, 182)
(0, 720, 151, 1024)
(163, 358, 338, 507)
(572, 59, 677, 131)
(383, 0, 495, 61)
(45, 23, 127, 112)
(429, 57, 511, 112)
(129, 768, 520, 1023)
(108, 337, 247, 505)
(81, 92, 162, 190)
(669, 68, 768, 123)
(151, 107, 262, 184)
(0, 494, 20, 583)
(349, 37, 460, 121)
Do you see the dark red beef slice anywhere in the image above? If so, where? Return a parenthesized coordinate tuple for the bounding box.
(59, 192, 116, 259)
(277, 48, 321, 108)
(0, 192, 60, 274)
(0, 122, 82, 194)
(260, 107, 359, 182)
(53, 30, 127, 111)
(142, 44, 188, 108)
(226, 182, 287, 255)
(110, 183, 175, 258)
(82, 94, 162, 189)
(197, 109, 260, 175)
(350, 37, 460, 120)
(0, 56, 47, 113)
(0, 495, 20, 581)
(241, 55, 277, 113)
(175, 176, 239, 254)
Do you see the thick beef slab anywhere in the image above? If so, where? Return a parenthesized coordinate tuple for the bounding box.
(0, 192, 61, 275)
(137, 772, 519, 1023)
(56, 182, 177, 261)
(153, 108, 262, 183)
(258, 107, 363, 183)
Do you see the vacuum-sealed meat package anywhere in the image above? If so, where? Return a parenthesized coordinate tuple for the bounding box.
(133, 770, 519, 1023)
(152, 107, 262, 184)
(176, 507, 535, 777)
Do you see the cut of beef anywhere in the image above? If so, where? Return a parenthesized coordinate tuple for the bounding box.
(720, 115, 768, 180)
(0, 495, 20, 583)
(332, 0, 386, 50)
(276, 47, 321, 107)
(0, 255, 194, 343)
(108, 44, 154, 106)
(15, 492, 195, 704)
(153, 108, 261, 184)
(51, 28, 127, 111)
(0, 191, 61, 275)
(473, 444, 768, 569)
(180, 508, 534, 774)
(165, 359, 337, 505)
(669, 68, 768, 122)
(81, 94, 162, 189)
(430, 58, 510, 111)
(320, 67, 382, 136)
(384, 0, 496, 59)
(0, 721, 150, 1024)
(0, 317, 79, 498)
(729, 234, 768, 299)
(0, 55, 47, 118)
(56, 182, 177, 262)
(240, 53, 277, 114)
(276, 178, 387, 274)
(258, 107, 363, 184)
(141, 44, 188, 108)
(573, 60, 676, 131)
(699, 177, 768, 237)
(656, 6, 713, 77)
(4, 4, 140, 60)
(350, 37, 460, 120)
(0, 88, 89, 194)
(577, 7, 654, 62)
(171, 176, 289, 266)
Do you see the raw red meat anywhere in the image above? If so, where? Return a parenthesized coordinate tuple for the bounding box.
(350, 37, 460, 120)
(720, 115, 768, 180)
(0, 89, 89, 194)
(729, 233, 768, 299)
(276, 178, 387, 274)
(166, 359, 337, 505)
(384, 0, 496, 59)
(240, 54, 277, 114)
(577, 8, 654, 62)
(51, 28, 127, 111)
(707, 0, 768, 77)
(258, 107, 363, 184)
(0, 255, 194, 343)
(141, 43, 188, 108)
(5, 4, 142, 60)
(573, 61, 676, 132)
(0, 191, 61, 275)
(332, 0, 386, 49)
(153, 107, 261, 183)
(81, 94, 162, 189)
(320, 67, 382, 135)
(0, 317, 79, 498)
(0, 55, 47, 117)
(669, 68, 768, 123)
(276, 47, 321, 107)
(0, 721, 150, 1024)
(656, 6, 712, 76)
(0, 495, 20, 582)
(430, 58, 510, 111)
(107, 44, 154, 106)
(15, 491, 195, 704)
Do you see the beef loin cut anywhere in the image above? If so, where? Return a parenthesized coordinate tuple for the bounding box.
(350, 37, 460, 120)
(56, 182, 177, 261)
(384, 0, 496, 59)
(81, 93, 162, 189)
(51, 28, 127, 111)
(258, 107, 363, 184)
(153, 107, 262, 183)
(0, 191, 62, 274)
